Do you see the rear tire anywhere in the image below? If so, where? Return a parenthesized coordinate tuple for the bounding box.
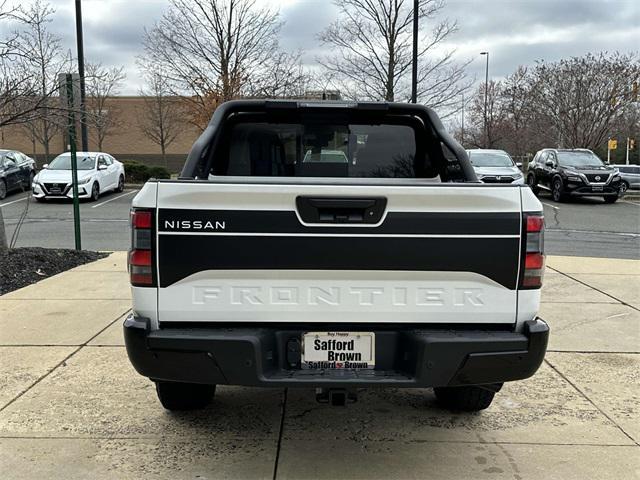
(551, 177, 565, 202)
(0, 179, 6, 200)
(604, 195, 618, 204)
(526, 174, 539, 195)
(434, 384, 501, 412)
(155, 381, 216, 411)
(116, 175, 125, 193)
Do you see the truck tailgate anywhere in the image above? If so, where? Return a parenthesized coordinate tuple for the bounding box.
(155, 181, 522, 325)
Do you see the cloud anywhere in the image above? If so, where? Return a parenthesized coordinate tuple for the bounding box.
(8, 0, 639, 93)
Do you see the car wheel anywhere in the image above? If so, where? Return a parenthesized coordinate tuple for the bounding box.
(0, 179, 6, 200)
(90, 182, 100, 202)
(116, 175, 125, 193)
(526, 174, 539, 195)
(552, 178, 565, 202)
(619, 181, 629, 194)
(155, 381, 216, 411)
(434, 384, 501, 412)
(604, 195, 618, 204)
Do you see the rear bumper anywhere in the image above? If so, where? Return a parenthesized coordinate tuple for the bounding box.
(124, 316, 549, 388)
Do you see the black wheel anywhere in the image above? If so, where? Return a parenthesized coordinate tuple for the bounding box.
(0, 180, 6, 200)
(116, 175, 125, 193)
(619, 181, 629, 195)
(526, 174, 539, 195)
(551, 177, 565, 202)
(604, 195, 618, 204)
(155, 381, 216, 411)
(434, 384, 501, 412)
(90, 182, 100, 202)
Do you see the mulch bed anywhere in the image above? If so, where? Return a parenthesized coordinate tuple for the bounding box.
(0, 247, 109, 296)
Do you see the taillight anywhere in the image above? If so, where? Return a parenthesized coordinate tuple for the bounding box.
(521, 213, 545, 289)
(129, 209, 156, 287)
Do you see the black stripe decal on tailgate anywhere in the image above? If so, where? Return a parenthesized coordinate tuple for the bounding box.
(158, 210, 520, 235)
(158, 236, 520, 289)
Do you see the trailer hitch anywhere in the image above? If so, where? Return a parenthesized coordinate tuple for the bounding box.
(315, 388, 358, 406)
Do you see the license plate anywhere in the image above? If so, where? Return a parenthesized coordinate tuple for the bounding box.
(50, 188, 61, 194)
(592, 186, 604, 191)
(301, 332, 375, 369)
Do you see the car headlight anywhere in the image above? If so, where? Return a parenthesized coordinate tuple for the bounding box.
(79, 176, 92, 184)
(567, 175, 582, 182)
(513, 173, 523, 180)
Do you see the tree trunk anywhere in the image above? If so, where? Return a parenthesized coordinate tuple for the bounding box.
(0, 208, 8, 250)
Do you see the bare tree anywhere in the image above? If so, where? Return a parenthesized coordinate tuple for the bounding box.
(141, 0, 289, 129)
(528, 52, 640, 150)
(245, 50, 309, 99)
(14, 0, 70, 161)
(465, 80, 508, 148)
(84, 62, 125, 151)
(318, 0, 471, 113)
(138, 71, 183, 165)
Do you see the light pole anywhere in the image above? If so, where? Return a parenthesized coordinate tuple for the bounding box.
(461, 93, 465, 146)
(480, 51, 489, 147)
(75, 0, 88, 151)
(411, 0, 419, 103)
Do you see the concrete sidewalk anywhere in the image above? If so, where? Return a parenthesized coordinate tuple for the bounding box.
(0, 253, 638, 479)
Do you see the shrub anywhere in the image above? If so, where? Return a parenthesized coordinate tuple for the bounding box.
(122, 160, 171, 183)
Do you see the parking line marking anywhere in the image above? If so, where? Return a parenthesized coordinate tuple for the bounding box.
(91, 190, 138, 209)
(621, 200, 640, 206)
(546, 228, 640, 237)
(0, 196, 28, 208)
(542, 202, 560, 211)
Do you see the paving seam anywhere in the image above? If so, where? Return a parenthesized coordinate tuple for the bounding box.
(0, 436, 636, 448)
(272, 388, 288, 480)
(0, 308, 131, 414)
(548, 267, 640, 312)
(544, 358, 639, 446)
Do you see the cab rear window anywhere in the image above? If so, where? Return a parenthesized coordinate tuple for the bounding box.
(215, 122, 425, 178)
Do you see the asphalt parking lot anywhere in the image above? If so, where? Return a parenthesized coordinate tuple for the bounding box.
(1, 188, 639, 258)
(0, 253, 638, 479)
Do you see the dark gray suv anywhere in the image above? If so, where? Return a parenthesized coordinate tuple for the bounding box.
(527, 149, 622, 203)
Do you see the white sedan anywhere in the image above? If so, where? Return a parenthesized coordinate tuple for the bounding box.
(32, 152, 125, 202)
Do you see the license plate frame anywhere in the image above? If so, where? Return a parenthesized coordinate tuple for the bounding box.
(301, 331, 375, 370)
(592, 185, 604, 192)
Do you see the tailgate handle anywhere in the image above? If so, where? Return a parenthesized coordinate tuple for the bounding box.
(296, 196, 387, 224)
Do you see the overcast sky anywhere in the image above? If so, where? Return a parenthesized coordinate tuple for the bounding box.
(32, 0, 640, 93)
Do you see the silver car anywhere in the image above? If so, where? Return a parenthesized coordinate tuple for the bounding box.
(612, 165, 640, 193)
(466, 149, 525, 184)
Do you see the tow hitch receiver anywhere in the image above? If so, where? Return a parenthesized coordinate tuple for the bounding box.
(316, 388, 358, 406)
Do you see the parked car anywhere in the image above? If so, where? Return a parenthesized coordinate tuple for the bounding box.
(32, 152, 125, 202)
(526, 148, 622, 203)
(612, 164, 640, 193)
(466, 149, 524, 184)
(124, 100, 548, 412)
(0, 149, 37, 200)
(303, 149, 349, 163)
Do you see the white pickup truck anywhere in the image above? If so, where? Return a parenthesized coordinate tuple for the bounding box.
(124, 100, 549, 411)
